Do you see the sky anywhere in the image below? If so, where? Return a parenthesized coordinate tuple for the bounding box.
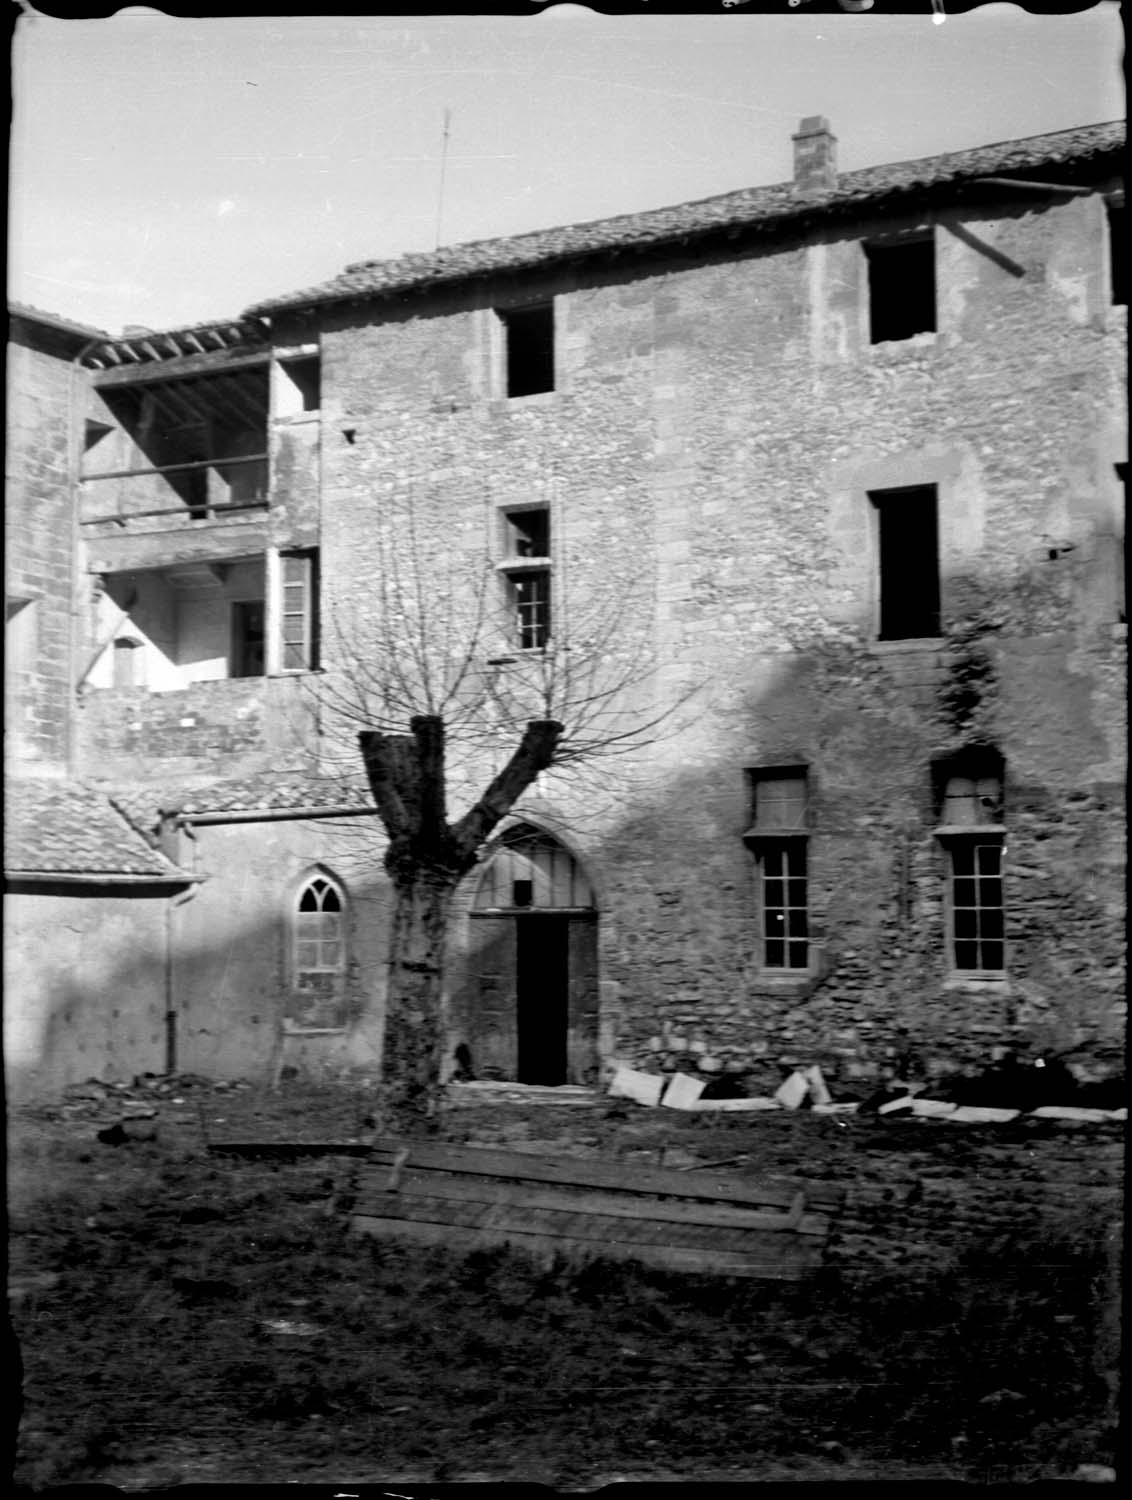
(9, 4, 1125, 336)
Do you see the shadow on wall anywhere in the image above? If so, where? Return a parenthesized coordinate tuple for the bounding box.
(5, 565, 1125, 1102)
(3, 854, 392, 1104)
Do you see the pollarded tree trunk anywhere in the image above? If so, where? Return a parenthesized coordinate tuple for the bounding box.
(360, 714, 562, 1135)
(380, 865, 462, 1127)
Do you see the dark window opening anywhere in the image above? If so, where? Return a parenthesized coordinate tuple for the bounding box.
(872, 484, 941, 640)
(505, 507, 550, 559)
(513, 879, 534, 908)
(231, 599, 266, 678)
(89, 371, 269, 522)
(280, 549, 319, 671)
(510, 569, 551, 650)
(84, 418, 114, 452)
(1108, 202, 1126, 307)
(183, 459, 210, 520)
(866, 235, 936, 343)
(500, 303, 555, 397)
(950, 838, 1005, 972)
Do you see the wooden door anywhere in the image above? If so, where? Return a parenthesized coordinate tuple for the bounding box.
(566, 916, 600, 1085)
(460, 916, 517, 1080)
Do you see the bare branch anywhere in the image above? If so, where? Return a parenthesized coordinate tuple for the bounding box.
(451, 718, 564, 858)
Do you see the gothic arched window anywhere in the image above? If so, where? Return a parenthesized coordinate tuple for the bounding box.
(290, 872, 348, 1028)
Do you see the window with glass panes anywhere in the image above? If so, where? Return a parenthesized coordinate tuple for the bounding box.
(760, 840, 809, 970)
(511, 569, 551, 649)
(499, 506, 551, 651)
(295, 876, 342, 975)
(746, 768, 810, 971)
(949, 839, 1005, 971)
(281, 551, 318, 671)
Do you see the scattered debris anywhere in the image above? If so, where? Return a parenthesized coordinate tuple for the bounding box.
(660, 1072, 706, 1111)
(774, 1071, 809, 1110)
(607, 1066, 665, 1108)
(911, 1098, 959, 1118)
(1031, 1105, 1126, 1123)
(804, 1065, 832, 1107)
(261, 1319, 324, 1337)
(877, 1096, 916, 1116)
(7, 1271, 62, 1303)
(96, 1114, 159, 1146)
(859, 1083, 919, 1114)
(946, 1105, 1020, 1124)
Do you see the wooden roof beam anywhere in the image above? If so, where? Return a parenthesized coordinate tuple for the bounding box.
(210, 373, 268, 427)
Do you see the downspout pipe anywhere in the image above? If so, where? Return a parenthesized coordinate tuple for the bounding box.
(165, 819, 203, 1076)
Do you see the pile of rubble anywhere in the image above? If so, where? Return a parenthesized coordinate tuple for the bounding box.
(33, 1073, 257, 1141)
(608, 1057, 1126, 1124)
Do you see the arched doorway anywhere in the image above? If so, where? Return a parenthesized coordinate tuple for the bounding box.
(455, 824, 599, 1086)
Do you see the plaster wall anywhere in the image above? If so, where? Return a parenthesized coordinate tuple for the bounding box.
(4, 885, 169, 1100)
(170, 817, 390, 1083)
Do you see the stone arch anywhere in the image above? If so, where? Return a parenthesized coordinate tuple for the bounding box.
(470, 821, 598, 913)
(447, 822, 600, 1087)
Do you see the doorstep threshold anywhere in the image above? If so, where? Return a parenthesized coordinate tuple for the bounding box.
(446, 1081, 600, 1106)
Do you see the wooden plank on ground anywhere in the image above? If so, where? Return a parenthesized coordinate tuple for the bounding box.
(348, 1137, 836, 1281)
(354, 1171, 805, 1232)
(209, 1141, 372, 1159)
(352, 1211, 816, 1281)
(359, 1191, 805, 1257)
(365, 1137, 822, 1210)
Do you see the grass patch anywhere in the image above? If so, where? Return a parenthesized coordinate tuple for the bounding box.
(9, 1105, 1119, 1486)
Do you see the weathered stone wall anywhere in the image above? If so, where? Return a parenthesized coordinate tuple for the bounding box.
(76, 674, 319, 780)
(6, 328, 79, 769)
(317, 187, 1125, 1083)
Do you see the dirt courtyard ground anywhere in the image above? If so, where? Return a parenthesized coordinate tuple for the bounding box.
(7, 1077, 1122, 1488)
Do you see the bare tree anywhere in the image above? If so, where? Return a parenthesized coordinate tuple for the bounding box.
(310, 482, 692, 1132)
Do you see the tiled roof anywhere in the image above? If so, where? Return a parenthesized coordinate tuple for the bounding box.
(8, 301, 109, 344)
(246, 120, 1123, 315)
(81, 315, 272, 371)
(107, 774, 376, 822)
(4, 779, 188, 880)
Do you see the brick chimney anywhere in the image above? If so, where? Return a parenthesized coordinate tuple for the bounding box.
(792, 116, 838, 192)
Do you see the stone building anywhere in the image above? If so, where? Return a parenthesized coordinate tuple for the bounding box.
(5, 118, 1126, 1100)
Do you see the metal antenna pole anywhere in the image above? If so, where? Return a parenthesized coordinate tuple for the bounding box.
(435, 108, 452, 250)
